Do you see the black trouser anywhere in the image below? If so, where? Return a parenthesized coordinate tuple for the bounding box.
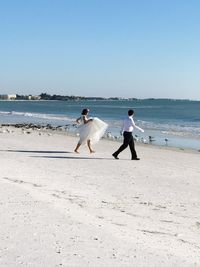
(114, 131, 137, 159)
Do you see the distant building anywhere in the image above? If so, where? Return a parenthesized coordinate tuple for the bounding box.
(28, 95, 41, 100)
(0, 94, 8, 100)
(0, 94, 42, 100)
(0, 94, 17, 100)
(8, 94, 17, 100)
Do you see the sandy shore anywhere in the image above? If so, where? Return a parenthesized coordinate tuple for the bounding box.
(0, 126, 200, 266)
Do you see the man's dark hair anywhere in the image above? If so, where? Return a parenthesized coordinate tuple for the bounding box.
(128, 109, 134, 116)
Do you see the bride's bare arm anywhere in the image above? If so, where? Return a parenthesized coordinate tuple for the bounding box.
(76, 117, 81, 124)
(83, 116, 93, 124)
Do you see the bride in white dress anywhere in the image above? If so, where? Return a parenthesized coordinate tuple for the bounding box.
(74, 108, 108, 153)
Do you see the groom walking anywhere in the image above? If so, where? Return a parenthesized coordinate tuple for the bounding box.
(112, 109, 144, 160)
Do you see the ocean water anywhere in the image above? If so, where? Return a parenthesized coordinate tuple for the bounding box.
(0, 99, 200, 150)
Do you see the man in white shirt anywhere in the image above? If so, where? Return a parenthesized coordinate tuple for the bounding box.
(112, 109, 144, 160)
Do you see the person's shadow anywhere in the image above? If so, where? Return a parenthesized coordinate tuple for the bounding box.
(1, 149, 112, 160)
(1, 149, 71, 154)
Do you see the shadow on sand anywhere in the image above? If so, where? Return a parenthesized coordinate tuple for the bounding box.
(1, 149, 123, 160)
(30, 155, 112, 160)
(1, 149, 72, 154)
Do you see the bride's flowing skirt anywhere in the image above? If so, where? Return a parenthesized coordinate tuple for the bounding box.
(77, 117, 108, 145)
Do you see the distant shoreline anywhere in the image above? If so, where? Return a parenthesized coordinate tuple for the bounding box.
(0, 92, 200, 102)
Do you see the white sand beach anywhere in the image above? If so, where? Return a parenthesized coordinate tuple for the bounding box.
(0, 126, 200, 267)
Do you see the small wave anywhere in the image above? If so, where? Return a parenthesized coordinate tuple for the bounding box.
(107, 119, 200, 139)
(0, 111, 12, 115)
(161, 130, 200, 138)
(6, 111, 75, 122)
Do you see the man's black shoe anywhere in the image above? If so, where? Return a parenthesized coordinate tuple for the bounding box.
(132, 157, 140, 160)
(112, 153, 119, 159)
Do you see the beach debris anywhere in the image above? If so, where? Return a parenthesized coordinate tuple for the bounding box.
(106, 131, 112, 138)
(0, 130, 8, 133)
(140, 137, 148, 144)
(1, 123, 66, 131)
(148, 136, 155, 143)
(64, 124, 70, 131)
(0, 128, 14, 133)
(104, 131, 116, 140)
(196, 222, 200, 228)
(55, 125, 64, 131)
(164, 138, 169, 146)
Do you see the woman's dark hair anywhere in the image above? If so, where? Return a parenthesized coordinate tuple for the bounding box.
(128, 109, 134, 116)
(81, 108, 89, 115)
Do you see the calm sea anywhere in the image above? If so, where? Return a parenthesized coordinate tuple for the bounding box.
(0, 99, 200, 150)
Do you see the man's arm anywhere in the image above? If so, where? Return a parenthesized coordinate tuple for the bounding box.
(134, 124, 144, 132)
(131, 118, 144, 132)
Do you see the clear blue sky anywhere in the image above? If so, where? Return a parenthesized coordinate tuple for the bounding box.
(1, 0, 200, 99)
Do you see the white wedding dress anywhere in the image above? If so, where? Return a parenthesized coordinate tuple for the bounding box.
(77, 117, 108, 145)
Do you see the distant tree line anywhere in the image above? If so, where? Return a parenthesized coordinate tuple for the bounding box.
(39, 93, 122, 101)
(39, 93, 90, 100)
(14, 93, 132, 101)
